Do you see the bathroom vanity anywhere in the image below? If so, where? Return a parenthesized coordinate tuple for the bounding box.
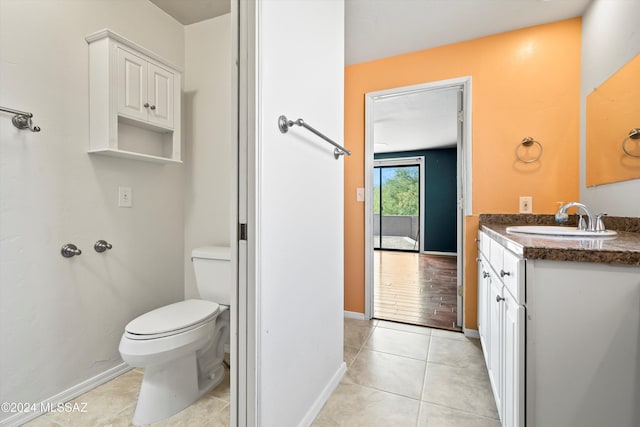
(477, 215, 640, 427)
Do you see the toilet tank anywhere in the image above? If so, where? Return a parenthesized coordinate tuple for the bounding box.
(191, 246, 232, 306)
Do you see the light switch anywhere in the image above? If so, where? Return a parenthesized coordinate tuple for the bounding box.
(118, 186, 133, 208)
(356, 187, 365, 202)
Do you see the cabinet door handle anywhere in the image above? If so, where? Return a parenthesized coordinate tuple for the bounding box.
(144, 102, 150, 108)
(496, 295, 505, 302)
(483, 271, 490, 278)
(500, 269, 511, 277)
(150, 105, 156, 110)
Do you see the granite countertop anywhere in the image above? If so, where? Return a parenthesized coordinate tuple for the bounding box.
(479, 214, 640, 266)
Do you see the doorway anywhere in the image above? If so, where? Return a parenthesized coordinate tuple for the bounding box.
(364, 77, 472, 330)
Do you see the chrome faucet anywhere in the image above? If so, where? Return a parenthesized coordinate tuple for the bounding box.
(555, 202, 597, 231)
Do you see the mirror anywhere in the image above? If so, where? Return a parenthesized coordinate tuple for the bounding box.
(586, 53, 640, 186)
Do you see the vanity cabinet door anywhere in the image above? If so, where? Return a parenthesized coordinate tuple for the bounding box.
(503, 288, 524, 427)
(478, 256, 490, 364)
(488, 276, 503, 418)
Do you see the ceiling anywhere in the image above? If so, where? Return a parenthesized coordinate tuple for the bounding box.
(149, 0, 592, 153)
(149, 0, 230, 25)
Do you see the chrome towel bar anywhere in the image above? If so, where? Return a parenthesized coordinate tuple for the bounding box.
(0, 105, 41, 132)
(278, 115, 350, 159)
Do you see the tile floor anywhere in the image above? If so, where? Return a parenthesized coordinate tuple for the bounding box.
(23, 320, 497, 427)
(313, 318, 500, 427)
(23, 364, 230, 427)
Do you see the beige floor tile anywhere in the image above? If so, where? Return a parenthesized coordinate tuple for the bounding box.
(376, 320, 432, 335)
(312, 382, 419, 427)
(344, 321, 375, 349)
(364, 327, 430, 360)
(344, 318, 378, 329)
(427, 336, 485, 369)
(153, 395, 228, 427)
(417, 402, 501, 427)
(347, 349, 426, 399)
(23, 370, 142, 427)
(421, 363, 499, 419)
(343, 345, 360, 367)
(431, 329, 468, 341)
(23, 367, 232, 427)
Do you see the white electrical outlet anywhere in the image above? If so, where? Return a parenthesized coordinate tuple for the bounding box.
(519, 196, 532, 214)
(118, 186, 133, 208)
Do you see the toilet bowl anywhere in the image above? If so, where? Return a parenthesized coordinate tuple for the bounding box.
(119, 246, 231, 425)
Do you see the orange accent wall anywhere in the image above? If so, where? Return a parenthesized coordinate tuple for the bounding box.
(344, 18, 581, 328)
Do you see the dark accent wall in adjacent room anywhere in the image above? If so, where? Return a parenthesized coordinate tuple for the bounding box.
(375, 148, 457, 252)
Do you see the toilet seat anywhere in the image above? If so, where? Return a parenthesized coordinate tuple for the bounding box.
(125, 299, 220, 340)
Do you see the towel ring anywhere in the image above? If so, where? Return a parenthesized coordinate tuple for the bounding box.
(622, 128, 640, 158)
(516, 137, 543, 163)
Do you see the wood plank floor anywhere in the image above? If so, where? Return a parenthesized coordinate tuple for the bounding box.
(374, 250, 461, 331)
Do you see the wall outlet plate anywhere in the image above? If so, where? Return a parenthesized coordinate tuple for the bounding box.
(118, 186, 132, 208)
(519, 196, 532, 214)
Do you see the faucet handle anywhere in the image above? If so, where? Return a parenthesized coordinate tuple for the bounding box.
(595, 213, 607, 232)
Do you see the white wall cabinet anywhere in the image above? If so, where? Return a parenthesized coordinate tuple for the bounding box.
(87, 29, 182, 163)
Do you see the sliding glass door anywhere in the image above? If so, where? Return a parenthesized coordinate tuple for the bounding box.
(373, 163, 420, 251)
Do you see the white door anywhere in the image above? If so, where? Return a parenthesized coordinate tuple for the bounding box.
(117, 47, 147, 121)
(239, 1, 346, 426)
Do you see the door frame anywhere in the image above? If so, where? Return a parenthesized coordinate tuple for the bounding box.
(373, 156, 425, 253)
(364, 77, 472, 327)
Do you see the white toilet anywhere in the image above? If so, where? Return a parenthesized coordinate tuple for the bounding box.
(119, 246, 231, 425)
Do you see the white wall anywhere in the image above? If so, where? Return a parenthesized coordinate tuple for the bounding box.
(0, 1, 184, 423)
(252, 1, 346, 425)
(580, 0, 640, 216)
(183, 15, 232, 299)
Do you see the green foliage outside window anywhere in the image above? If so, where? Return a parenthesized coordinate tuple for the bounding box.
(373, 167, 419, 216)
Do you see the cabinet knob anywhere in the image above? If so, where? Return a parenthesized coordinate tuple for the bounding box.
(496, 295, 505, 303)
(483, 271, 490, 278)
(500, 269, 511, 277)
(144, 102, 150, 108)
(150, 105, 156, 110)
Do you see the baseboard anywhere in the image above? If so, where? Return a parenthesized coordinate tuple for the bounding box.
(343, 311, 365, 320)
(0, 363, 131, 427)
(298, 361, 346, 427)
(463, 328, 480, 339)
(422, 251, 457, 257)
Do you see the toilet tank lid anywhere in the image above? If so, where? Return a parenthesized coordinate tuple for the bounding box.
(192, 246, 230, 260)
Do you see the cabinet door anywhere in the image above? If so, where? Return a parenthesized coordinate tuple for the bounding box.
(488, 277, 503, 419)
(147, 63, 174, 129)
(478, 257, 489, 362)
(503, 289, 524, 427)
(117, 48, 148, 121)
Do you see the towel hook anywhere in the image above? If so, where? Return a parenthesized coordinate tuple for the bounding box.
(516, 136, 543, 163)
(622, 128, 640, 158)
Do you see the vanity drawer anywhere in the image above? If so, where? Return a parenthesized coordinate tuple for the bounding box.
(502, 249, 524, 303)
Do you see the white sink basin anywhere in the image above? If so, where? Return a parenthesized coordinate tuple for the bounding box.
(506, 225, 617, 237)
